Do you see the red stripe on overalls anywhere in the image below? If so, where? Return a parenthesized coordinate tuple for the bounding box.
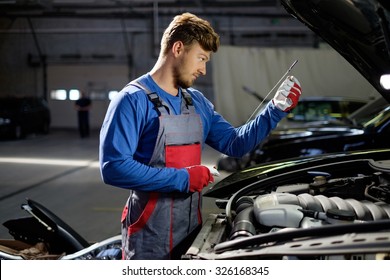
(128, 192, 159, 235)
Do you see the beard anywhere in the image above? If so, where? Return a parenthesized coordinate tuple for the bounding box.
(177, 77, 192, 89)
(173, 59, 194, 89)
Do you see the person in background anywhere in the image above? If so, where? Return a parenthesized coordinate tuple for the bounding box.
(75, 91, 92, 138)
(99, 12, 301, 260)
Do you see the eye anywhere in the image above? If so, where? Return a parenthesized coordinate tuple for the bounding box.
(198, 53, 210, 62)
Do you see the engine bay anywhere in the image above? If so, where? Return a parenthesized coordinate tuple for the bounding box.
(184, 159, 390, 260)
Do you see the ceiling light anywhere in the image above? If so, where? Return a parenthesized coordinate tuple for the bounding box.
(380, 74, 390, 90)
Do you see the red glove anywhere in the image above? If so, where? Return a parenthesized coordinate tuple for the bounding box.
(186, 165, 215, 193)
(272, 76, 301, 112)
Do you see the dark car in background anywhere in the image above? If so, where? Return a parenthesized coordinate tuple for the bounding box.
(243, 88, 367, 130)
(278, 96, 368, 129)
(0, 96, 51, 139)
(184, 0, 390, 260)
(218, 96, 390, 171)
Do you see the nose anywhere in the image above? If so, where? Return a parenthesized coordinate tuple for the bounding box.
(199, 64, 206, 76)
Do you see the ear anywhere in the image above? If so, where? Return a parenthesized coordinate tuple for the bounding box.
(172, 41, 184, 57)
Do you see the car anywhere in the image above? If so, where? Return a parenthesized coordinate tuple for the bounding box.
(243, 87, 367, 130)
(278, 96, 368, 129)
(218, 96, 390, 172)
(0, 96, 51, 139)
(216, 97, 374, 172)
(184, 149, 390, 260)
(184, 0, 390, 260)
(219, 98, 389, 172)
(0, 198, 122, 260)
(243, 85, 368, 129)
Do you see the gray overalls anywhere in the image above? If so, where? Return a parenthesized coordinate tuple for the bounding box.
(121, 80, 203, 259)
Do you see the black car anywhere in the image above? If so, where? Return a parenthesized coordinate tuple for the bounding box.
(218, 96, 390, 171)
(185, 0, 390, 260)
(218, 94, 378, 171)
(280, 96, 368, 128)
(185, 149, 390, 260)
(0, 96, 51, 139)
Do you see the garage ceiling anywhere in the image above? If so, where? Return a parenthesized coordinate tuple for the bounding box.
(0, 1, 320, 106)
(0, 0, 316, 46)
(0, 0, 291, 18)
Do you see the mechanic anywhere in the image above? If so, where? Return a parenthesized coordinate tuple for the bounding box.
(99, 12, 301, 260)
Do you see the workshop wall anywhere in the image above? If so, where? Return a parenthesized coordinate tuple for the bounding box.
(212, 45, 380, 126)
(0, 10, 322, 130)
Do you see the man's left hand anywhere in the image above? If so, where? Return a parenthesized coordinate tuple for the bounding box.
(272, 76, 301, 112)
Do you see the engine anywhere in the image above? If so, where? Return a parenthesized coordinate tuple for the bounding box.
(229, 172, 390, 239)
(183, 159, 390, 260)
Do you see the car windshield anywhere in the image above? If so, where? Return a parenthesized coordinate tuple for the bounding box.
(289, 99, 364, 122)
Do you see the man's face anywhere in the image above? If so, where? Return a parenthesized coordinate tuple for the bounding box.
(173, 42, 211, 89)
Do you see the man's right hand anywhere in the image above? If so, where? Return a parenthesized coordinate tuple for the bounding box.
(186, 165, 214, 192)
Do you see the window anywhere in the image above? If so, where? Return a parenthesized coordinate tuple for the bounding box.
(50, 89, 67, 100)
(108, 90, 118, 100)
(69, 89, 80, 100)
(50, 89, 118, 100)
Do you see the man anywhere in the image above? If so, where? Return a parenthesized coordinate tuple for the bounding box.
(75, 92, 92, 138)
(99, 12, 301, 260)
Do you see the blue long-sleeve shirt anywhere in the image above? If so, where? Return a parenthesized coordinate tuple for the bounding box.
(99, 73, 287, 192)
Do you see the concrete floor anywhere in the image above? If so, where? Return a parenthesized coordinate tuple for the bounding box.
(0, 129, 230, 243)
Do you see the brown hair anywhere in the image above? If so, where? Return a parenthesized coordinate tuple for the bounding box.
(161, 12, 220, 55)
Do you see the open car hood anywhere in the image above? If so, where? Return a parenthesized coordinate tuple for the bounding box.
(281, 0, 390, 103)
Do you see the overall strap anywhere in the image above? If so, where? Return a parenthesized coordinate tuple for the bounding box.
(130, 80, 170, 116)
(181, 88, 196, 114)
(130, 79, 196, 115)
